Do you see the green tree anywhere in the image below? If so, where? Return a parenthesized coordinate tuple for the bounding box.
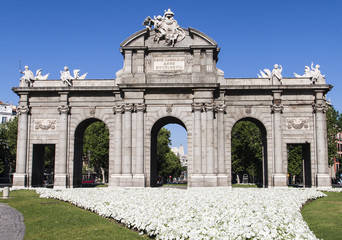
(83, 121, 109, 183)
(288, 145, 303, 184)
(326, 106, 342, 166)
(0, 117, 18, 175)
(231, 121, 263, 183)
(157, 128, 182, 182)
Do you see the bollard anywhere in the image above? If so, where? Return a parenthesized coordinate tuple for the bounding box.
(3, 187, 10, 198)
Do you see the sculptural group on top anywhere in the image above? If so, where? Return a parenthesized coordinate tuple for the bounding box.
(258, 64, 283, 80)
(20, 65, 49, 87)
(19, 65, 87, 87)
(294, 62, 325, 84)
(143, 9, 185, 46)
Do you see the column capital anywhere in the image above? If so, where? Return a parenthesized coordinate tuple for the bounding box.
(271, 104, 283, 114)
(113, 104, 124, 114)
(17, 105, 30, 115)
(192, 103, 203, 112)
(216, 103, 226, 113)
(135, 103, 146, 112)
(204, 103, 215, 112)
(123, 103, 134, 112)
(313, 103, 328, 113)
(57, 105, 70, 114)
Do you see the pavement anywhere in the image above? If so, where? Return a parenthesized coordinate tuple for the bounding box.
(0, 203, 25, 240)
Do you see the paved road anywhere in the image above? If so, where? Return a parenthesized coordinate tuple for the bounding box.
(0, 203, 25, 240)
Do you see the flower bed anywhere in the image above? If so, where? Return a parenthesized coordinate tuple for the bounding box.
(34, 187, 326, 239)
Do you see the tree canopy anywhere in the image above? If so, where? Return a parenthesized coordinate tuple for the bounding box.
(231, 121, 263, 183)
(83, 121, 109, 182)
(326, 106, 342, 166)
(157, 128, 182, 182)
(0, 116, 18, 175)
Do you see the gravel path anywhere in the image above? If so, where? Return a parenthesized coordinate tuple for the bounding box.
(0, 203, 25, 240)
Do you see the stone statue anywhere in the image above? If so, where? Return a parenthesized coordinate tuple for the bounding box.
(272, 64, 282, 81)
(60, 66, 87, 86)
(294, 66, 311, 78)
(293, 62, 325, 84)
(20, 65, 35, 86)
(35, 69, 49, 80)
(143, 9, 185, 46)
(311, 62, 325, 84)
(257, 69, 272, 78)
(60, 66, 73, 86)
(73, 69, 87, 79)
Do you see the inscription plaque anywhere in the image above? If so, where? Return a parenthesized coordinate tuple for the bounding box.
(153, 57, 185, 71)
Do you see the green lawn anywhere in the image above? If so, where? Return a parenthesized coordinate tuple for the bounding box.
(232, 183, 259, 188)
(302, 191, 342, 240)
(0, 190, 145, 240)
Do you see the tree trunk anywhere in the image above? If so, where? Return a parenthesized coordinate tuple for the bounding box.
(236, 173, 240, 184)
(100, 167, 105, 183)
(292, 175, 296, 184)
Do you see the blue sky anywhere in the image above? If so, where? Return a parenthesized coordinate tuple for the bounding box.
(1, 1, 341, 153)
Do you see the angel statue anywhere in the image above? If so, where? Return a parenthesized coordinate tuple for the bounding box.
(20, 65, 35, 86)
(60, 66, 73, 86)
(272, 64, 282, 81)
(311, 62, 325, 83)
(257, 69, 272, 78)
(35, 69, 49, 80)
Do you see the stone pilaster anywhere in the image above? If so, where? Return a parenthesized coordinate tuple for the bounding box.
(314, 91, 330, 187)
(204, 103, 217, 187)
(216, 103, 228, 186)
(55, 104, 69, 188)
(271, 90, 286, 187)
(123, 104, 133, 175)
(12, 105, 30, 187)
(112, 105, 124, 182)
(191, 103, 204, 186)
(134, 103, 145, 187)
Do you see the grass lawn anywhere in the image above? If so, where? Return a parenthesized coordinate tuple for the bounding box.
(302, 191, 342, 240)
(0, 190, 145, 240)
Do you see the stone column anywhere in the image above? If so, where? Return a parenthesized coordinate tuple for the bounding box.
(55, 104, 69, 188)
(216, 104, 228, 186)
(133, 103, 146, 187)
(113, 105, 123, 174)
(12, 104, 29, 186)
(314, 91, 330, 187)
(205, 103, 215, 174)
(271, 91, 286, 186)
(123, 104, 133, 175)
(192, 103, 202, 174)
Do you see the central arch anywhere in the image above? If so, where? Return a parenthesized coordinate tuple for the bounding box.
(231, 117, 268, 187)
(150, 116, 187, 187)
(73, 118, 109, 187)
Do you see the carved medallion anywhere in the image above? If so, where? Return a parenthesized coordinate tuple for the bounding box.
(166, 104, 173, 113)
(286, 118, 310, 130)
(245, 106, 251, 115)
(89, 107, 96, 116)
(34, 119, 57, 130)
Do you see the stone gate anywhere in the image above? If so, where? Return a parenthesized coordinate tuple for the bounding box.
(12, 10, 332, 188)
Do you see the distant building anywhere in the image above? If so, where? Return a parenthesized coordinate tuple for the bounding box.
(171, 145, 188, 167)
(0, 101, 17, 124)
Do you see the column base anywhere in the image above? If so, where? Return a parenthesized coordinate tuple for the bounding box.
(204, 174, 218, 187)
(316, 174, 331, 187)
(189, 174, 205, 187)
(272, 174, 287, 187)
(12, 173, 27, 187)
(54, 174, 68, 189)
(133, 174, 145, 187)
(217, 174, 230, 187)
(110, 174, 136, 187)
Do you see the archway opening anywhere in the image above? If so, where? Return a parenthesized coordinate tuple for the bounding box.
(73, 119, 109, 187)
(287, 143, 311, 187)
(150, 117, 187, 187)
(31, 144, 55, 187)
(231, 118, 268, 187)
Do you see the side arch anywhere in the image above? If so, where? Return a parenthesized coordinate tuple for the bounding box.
(229, 117, 269, 187)
(72, 118, 110, 187)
